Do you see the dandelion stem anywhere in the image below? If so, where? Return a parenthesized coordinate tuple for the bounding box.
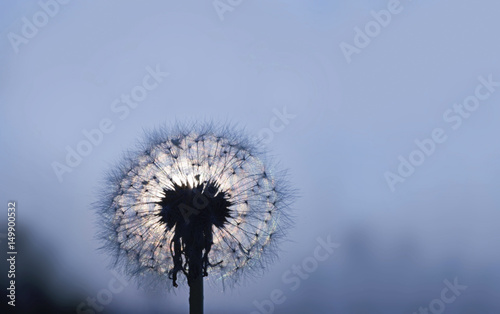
(189, 249, 204, 314)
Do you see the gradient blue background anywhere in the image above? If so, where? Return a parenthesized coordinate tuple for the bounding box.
(1, 0, 500, 313)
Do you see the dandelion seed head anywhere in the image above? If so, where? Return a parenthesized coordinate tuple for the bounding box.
(96, 122, 293, 290)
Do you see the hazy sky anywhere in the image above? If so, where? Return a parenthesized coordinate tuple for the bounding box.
(1, 1, 500, 313)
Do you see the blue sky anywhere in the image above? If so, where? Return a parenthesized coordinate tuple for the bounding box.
(1, 1, 500, 313)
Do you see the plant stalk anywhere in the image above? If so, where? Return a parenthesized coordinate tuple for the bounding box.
(189, 249, 204, 314)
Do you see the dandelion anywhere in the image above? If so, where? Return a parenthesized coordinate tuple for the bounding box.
(96, 122, 293, 313)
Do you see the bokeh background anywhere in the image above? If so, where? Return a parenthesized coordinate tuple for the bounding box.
(1, 0, 500, 313)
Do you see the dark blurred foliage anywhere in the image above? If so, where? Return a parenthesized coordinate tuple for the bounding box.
(0, 225, 84, 314)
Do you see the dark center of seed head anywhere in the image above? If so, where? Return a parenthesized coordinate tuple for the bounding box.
(156, 179, 232, 285)
(157, 179, 232, 231)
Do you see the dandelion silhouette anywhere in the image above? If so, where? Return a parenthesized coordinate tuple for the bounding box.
(96, 123, 293, 313)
